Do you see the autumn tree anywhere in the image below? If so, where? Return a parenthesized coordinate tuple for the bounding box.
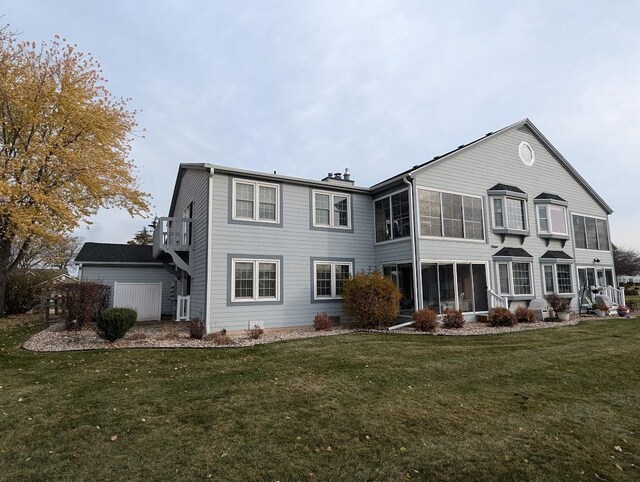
(13, 234, 82, 271)
(613, 244, 640, 277)
(0, 27, 150, 315)
(127, 226, 153, 245)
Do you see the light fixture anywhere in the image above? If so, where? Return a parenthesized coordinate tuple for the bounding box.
(593, 258, 600, 264)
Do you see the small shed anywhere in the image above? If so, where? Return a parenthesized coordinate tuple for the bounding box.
(75, 243, 177, 321)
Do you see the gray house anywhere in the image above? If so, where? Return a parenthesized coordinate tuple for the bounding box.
(76, 119, 623, 329)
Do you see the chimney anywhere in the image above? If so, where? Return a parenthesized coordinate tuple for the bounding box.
(321, 168, 355, 184)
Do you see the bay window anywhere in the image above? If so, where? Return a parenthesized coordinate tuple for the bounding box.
(541, 263, 574, 294)
(487, 184, 529, 238)
(495, 261, 534, 297)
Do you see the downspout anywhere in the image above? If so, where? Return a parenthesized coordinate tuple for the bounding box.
(205, 166, 215, 333)
(402, 175, 420, 314)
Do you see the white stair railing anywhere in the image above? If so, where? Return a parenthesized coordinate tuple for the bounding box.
(601, 286, 625, 307)
(487, 289, 508, 309)
(176, 295, 191, 321)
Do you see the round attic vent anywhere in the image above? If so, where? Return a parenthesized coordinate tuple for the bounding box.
(518, 141, 535, 166)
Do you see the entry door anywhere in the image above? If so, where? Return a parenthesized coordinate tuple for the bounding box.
(113, 282, 162, 321)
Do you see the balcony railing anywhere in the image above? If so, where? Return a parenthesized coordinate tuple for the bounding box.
(153, 217, 192, 258)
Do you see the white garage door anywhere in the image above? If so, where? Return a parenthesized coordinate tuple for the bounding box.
(113, 282, 162, 321)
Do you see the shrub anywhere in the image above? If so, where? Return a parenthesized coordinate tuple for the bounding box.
(60, 282, 110, 329)
(95, 307, 137, 342)
(514, 306, 536, 324)
(442, 308, 465, 329)
(205, 329, 234, 345)
(5, 271, 55, 315)
(488, 307, 516, 327)
(313, 312, 332, 331)
(246, 324, 264, 339)
(159, 325, 182, 340)
(412, 308, 438, 332)
(342, 271, 401, 329)
(189, 317, 206, 339)
(544, 293, 571, 313)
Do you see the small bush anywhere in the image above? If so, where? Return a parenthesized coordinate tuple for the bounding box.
(488, 307, 516, 327)
(95, 307, 137, 342)
(189, 317, 206, 339)
(246, 324, 264, 339)
(412, 308, 438, 332)
(442, 308, 465, 329)
(159, 325, 182, 340)
(313, 312, 332, 331)
(205, 329, 234, 345)
(545, 293, 571, 313)
(514, 306, 536, 323)
(60, 282, 110, 329)
(342, 271, 401, 329)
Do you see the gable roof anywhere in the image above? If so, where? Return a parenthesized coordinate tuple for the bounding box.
(369, 119, 613, 214)
(75, 243, 159, 264)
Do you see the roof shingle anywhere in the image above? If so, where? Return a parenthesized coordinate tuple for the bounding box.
(75, 243, 157, 264)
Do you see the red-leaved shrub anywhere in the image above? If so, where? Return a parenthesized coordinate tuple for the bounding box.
(442, 308, 465, 329)
(514, 306, 536, 323)
(488, 307, 516, 327)
(60, 282, 110, 329)
(313, 312, 332, 331)
(412, 308, 438, 332)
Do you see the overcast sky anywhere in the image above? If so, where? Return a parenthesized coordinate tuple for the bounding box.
(6, 1, 640, 249)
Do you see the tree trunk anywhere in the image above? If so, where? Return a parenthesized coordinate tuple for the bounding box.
(0, 238, 13, 317)
(0, 275, 6, 317)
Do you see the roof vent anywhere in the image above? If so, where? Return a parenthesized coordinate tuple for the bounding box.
(343, 168, 351, 181)
(327, 172, 334, 179)
(334, 172, 342, 180)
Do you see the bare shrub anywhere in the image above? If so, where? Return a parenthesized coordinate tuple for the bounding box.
(412, 308, 438, 332)
(60, 282, 111, 330)
(441, 308, 465, 329)
(189, 317, 206, 339)
(313, 312, 332, 331)
(246, 324, 264, 340)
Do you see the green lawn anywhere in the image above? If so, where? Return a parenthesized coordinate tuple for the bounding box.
(1, 319, 640, 481)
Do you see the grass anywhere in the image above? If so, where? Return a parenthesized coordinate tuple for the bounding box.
(1, 317, 640, 481)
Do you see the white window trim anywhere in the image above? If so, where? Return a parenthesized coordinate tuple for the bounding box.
(541, 263, 574, 295)
(495, 261, 534, 296)
(416, 187, 486, 242)
(536, 204, 568, 236)
(312, 190, 351, 229)
(490, 196, 529, 231)
(313, 260, 353, 300)
(576, 265, 614, 289)
(231, 258, 280, 302)
(518, 140, 536, 166)
(232, 179, 280, 223)
(373, 188, 410, 244)
(571, 212, 610, 252)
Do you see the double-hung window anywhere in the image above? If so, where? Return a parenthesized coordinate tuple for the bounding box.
(572, 214, 610, 250)
(417, 189, 484, 240)
(493, 248, 534, 298)
(232, 179, 279, 223)
(312, 191, 351, 229)
(231, 258, 280, 302)
(374, 190, 410, 242)
(313, 260, 352, 300)
(542, 263, 574, 294)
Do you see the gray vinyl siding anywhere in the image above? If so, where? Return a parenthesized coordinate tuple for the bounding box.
(209, 173, 375, 331)
(374, 238, 413, 266)
(169, 168, 209, 320)
(81, 265, 175, 315)
(412, 125, 613, 309)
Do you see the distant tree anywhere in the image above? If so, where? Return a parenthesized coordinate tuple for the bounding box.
(613, 244, 640, 277)
(14, 235, 82, 271)
(127, 227, 153, 245)
(0, 26, 150, 315)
